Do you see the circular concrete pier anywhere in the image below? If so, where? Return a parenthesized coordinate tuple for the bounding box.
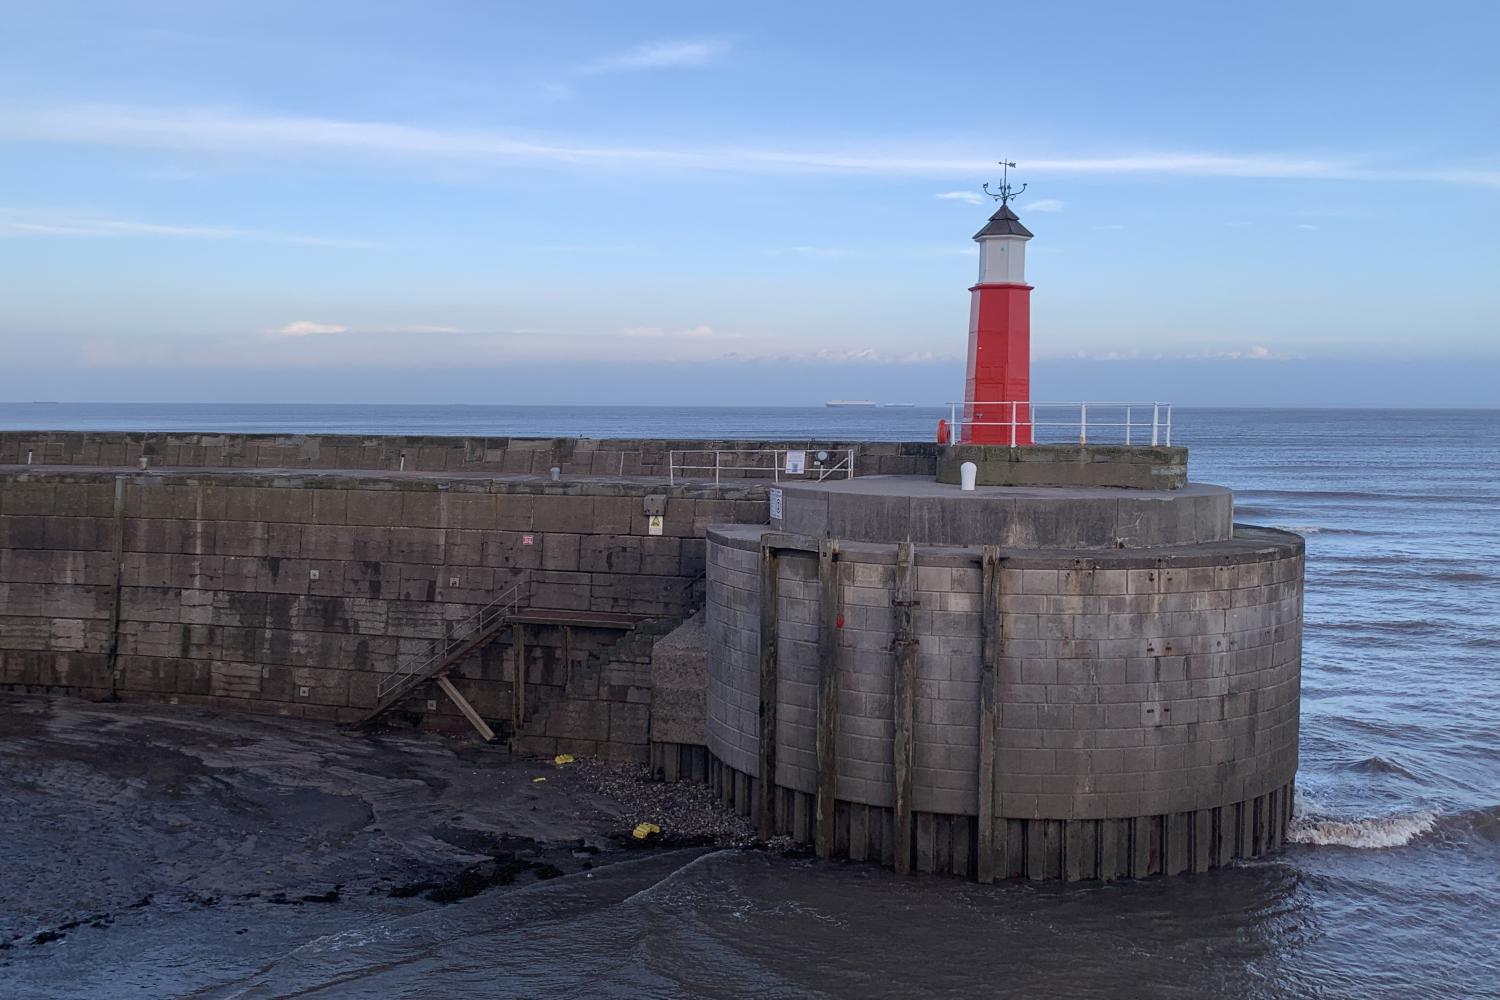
(703, 474, 1303, 881)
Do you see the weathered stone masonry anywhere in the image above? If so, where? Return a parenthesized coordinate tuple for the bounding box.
(1, 432, 1304, 882)
(0, 464, 765, 761)
(698, 470, 1304, 881)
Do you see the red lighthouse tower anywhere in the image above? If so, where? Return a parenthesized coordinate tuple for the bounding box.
(961, 163, 1034, 445)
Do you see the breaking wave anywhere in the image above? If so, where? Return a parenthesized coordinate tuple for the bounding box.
(1288, 810, 1438, 849)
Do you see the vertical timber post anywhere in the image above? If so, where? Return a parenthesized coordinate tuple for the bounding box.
(815, 539, 840, 859)
(977, 545, 1002, 883)
(104, 475, 127, 701)
(757, 542, 779, 840)
(512, 622, 527, 731)
(891, 540, 919, 874)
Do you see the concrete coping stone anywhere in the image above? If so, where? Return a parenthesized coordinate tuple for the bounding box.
(0, 467, 770, 500)
(707, 523, 1303, 569)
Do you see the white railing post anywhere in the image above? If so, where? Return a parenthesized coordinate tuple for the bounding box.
(950, 402, 959, 443)
(1079, 402, 1088, 446)
(669, 451, 677, 486)
(714, 451, 721, 486)
(1125, 404, 1132, 446)
(1151, 404, 1160, 447)
(1165, 405, 1173, 446)
(1009, 400, 1017, 447)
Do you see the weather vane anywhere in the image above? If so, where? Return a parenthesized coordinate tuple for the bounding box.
(982, 160, 1026, 206)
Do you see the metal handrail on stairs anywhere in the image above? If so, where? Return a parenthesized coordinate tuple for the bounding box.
(375, 574, 529, 704)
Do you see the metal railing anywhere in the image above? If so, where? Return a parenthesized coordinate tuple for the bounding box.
(668, 448, 857, 486)
(375, 574, 529, 702)
(946, 401, 1172, 447)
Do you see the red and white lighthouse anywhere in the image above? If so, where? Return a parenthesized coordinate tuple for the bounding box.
(960, 167, 1034, 445)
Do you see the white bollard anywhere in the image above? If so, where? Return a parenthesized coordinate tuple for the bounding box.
(960, 461, 977, 491)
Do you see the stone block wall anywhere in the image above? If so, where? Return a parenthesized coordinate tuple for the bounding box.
(0, 432, 939, 480)
(0, 469, 767, 761)
(704, 523, 1303, 878)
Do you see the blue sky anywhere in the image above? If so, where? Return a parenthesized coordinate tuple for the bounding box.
(1, 1, 1497, 405)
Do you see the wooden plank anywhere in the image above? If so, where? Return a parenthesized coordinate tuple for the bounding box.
(814, 539, 840, 859)
(951, 815, 972, 879)
(1064, 820, 1085, 882)
(1003, 819, 1025, 879)
(757, 542, 779, 840)
(512, 622, 527, 731)
(891, 540, 918, 874)
(879, 808, 896, 867)
(848, 803, 869, 862)
(1131, 816, 1152, 878)
(1194, 809, 1212, 872)
(977, 546, 1001, 883)
(792, 789, 810, 845)
(435, 675, 495, 742)
(1254, 793, 1269, 855)
(917, 812, 936, 873)
(1167, 812, 1190, 875)
(934, 815, 952, 875)
(1099, 818, 1120, 881)
(104, 475, 127, 699)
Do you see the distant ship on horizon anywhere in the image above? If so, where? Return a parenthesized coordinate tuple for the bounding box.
(825, 399, 877, 408)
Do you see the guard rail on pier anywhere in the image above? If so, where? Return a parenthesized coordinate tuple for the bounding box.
(947, 401, 1173, 447)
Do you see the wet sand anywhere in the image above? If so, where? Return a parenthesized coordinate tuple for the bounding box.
(0, 694, 745, 997)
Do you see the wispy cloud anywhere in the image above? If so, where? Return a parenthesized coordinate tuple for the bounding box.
(1296, 223, 1318, 230)
(1047, 344, 1299, 362)
(937, 190, 984, 205)
(6, 104, 1499, 187)
(0, 208, 378, 248)
(622, 324, 733, 339)
(270, 320, 348, 336)
(1021, 198, 1065, 212)
(583, 38, 730, 74)
(268, 321, 468, 338)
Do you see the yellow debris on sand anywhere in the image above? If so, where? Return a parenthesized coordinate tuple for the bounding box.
(553, 754, 575, 765)
(631, 822, 661, 840)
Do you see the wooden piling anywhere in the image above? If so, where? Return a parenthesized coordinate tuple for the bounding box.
(104, 475, 126, 700)
(891, 540, 918, 874)
(512, 622, 526, 730)
(976, 545, 1001, 882)
(815, 539, 840, 859)
(757, 542, 779, 840)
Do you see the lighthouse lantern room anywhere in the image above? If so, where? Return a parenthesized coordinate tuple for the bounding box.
(961, 162, 1035, 445)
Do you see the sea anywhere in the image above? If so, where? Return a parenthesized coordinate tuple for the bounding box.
(3, 403, 1498, 998)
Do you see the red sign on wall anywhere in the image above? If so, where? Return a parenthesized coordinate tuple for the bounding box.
(521, 534, 535, 546)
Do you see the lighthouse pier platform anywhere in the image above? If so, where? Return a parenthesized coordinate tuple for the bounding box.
(702, 469, 1302, 881)
(0, 430, 1302, 882)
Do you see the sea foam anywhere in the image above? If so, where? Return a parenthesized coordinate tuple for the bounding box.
(1287, 810, 1437, 849)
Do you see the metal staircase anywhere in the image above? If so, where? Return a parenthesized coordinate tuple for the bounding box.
(354, 574, 528, 738)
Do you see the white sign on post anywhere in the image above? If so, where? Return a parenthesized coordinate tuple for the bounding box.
(784, 451, 806, 475)
(769, 488, 783, 520)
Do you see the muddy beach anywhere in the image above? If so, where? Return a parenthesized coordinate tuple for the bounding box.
(0, 694, 750, 997)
